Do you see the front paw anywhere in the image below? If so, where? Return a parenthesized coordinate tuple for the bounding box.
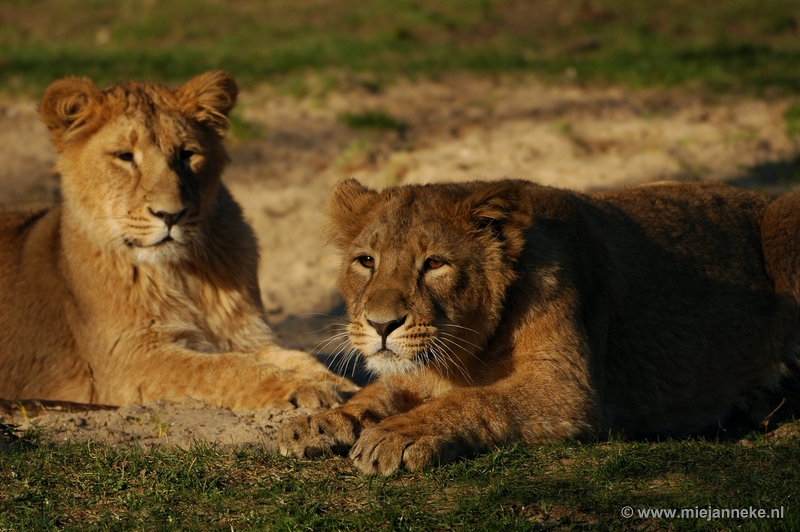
(277, 408, 361, 459)
(349, 425, 438, 475)
(286, 380, 348, 409)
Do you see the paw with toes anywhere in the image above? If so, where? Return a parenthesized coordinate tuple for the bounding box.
(285, 380, 348, 409)
(277, 408, 362, 459)
(349, 425, 438, 475)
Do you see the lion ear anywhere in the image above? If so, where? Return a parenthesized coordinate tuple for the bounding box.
(177, 70, 238, 135)
(463, 180, 533, 261)
(39, 77, 104, 152)
(325, 179, 380, 250)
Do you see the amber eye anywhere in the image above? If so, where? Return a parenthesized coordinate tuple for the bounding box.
(425, 258, 445, 270)
(357, 255, 375, 268)
(117, 152, 134, 162)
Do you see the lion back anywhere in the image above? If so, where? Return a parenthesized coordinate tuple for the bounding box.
(762, 192, 800, 303)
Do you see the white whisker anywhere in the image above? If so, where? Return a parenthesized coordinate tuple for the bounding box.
(302, 323, 349, 335)
(439, 331, 484, 352)
(315, 330, 364, 380)
(441, 323, 481, 335)
(312, 331, 350, 354)
(438, 333, 489, 367)
(430, 337, 473, 384)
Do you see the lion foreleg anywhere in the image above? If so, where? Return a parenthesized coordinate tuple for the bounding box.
(255, 345, 359, 394)
(347, 369, 597, 475)
(93, 347, 347, 410)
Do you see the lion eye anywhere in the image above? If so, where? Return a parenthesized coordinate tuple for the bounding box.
(117, 152, 134, 162)
(357, 255, 375, 269)
(179, 149, 195, 161)
(425, 258, 445, 270)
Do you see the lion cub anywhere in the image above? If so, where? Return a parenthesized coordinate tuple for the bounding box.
(0, 71, 356, 410)
(279, 178, 800, 474)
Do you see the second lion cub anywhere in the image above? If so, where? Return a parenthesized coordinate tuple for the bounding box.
(279, 178, 800, 475)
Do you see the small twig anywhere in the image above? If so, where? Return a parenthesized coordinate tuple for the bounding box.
(760, 397, 787, 429)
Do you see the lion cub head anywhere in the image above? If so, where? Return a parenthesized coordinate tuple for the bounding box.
(326, 179, 533, 378)
(39, 71, 237, 264)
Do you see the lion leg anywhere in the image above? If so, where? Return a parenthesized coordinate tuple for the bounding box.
(95, 347, 348, 410)
(348, 369, 597, 475)
(255, 346, 360, 394)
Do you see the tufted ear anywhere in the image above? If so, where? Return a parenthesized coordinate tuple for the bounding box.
(176, 70, 238, 135)
(325, 179, 380, 250)
(462, 180, 533, 262)
(39, 77, 104, 152)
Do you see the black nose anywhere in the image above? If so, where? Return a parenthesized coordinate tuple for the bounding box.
(149, 207, 187, 229)
(367, 317, 407, 340)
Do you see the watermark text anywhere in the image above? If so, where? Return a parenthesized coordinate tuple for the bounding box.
(620, 505, 784, 521)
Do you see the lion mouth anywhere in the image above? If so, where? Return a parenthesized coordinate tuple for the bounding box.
(368, 348, 432, 365)
(368, 347, 433, 368)
(123, 234, 179, 248)
(362, 347, 425, 376)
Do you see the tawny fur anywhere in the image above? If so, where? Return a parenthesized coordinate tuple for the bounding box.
(278, 178, 800, 475)
(0, 71, 357, 410)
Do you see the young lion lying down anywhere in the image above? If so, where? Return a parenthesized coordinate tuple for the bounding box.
(0, 71, 356, 410)
(278, 178, 800, 474)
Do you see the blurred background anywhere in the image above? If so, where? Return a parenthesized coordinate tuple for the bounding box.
(1, 0, 800, 93)
(1, 0, 800, 341)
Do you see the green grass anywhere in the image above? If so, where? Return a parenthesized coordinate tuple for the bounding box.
(338, 110, 407, 133)
(1, 0, 800, 94)
(228, 112, 266, 141)
(785, 104, 800, 137)
(1, 432, 798, 530)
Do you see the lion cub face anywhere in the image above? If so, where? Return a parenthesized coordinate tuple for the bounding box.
(326, 179, 532, 378)
(39, 71, 236, 264)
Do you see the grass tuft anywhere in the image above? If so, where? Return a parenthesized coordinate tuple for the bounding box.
(338, 110, 407, 133)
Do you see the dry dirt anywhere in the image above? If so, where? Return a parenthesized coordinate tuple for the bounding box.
(1, 74, 799, 449)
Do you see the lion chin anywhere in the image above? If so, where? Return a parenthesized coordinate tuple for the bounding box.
(128, 230, 189, 264)
(279, 177, 800, 475)
(131, 244, 184, 265)
(363, 349, 424, 376)
(0, 71, 357, 410)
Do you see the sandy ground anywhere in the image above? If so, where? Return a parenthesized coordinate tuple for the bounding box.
(1, 74, 799, 448)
